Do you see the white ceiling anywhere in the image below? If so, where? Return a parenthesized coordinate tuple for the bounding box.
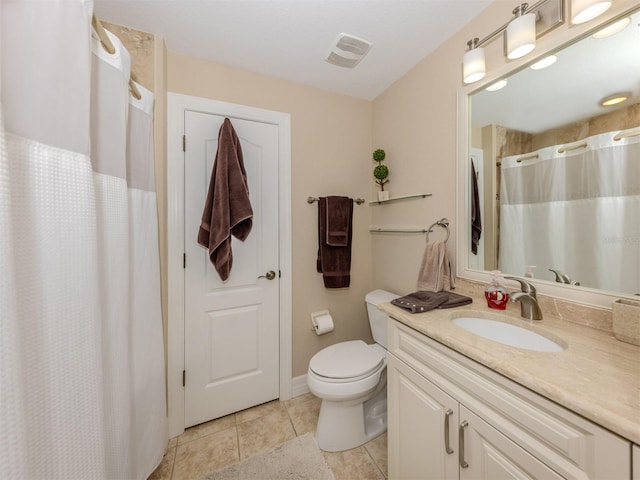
(94, 0, 492, 100)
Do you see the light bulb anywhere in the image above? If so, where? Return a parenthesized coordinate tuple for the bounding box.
(571, 0, 612, 24)
(463, 41, 486, 84)
(507, 12, 536, 59)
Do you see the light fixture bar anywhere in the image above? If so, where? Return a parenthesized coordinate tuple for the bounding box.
(472, 0, 548, 49)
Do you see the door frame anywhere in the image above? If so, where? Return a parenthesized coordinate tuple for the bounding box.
(166, 93, 292, 438)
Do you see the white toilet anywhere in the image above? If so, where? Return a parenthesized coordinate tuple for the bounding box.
(307, 289, 399, 452)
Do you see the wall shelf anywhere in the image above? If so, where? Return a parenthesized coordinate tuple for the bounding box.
(369, 225, 429, 234)
(368, 193, 431, 205)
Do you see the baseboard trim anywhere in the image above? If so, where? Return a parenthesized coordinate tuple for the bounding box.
(291, 374, 310, 398)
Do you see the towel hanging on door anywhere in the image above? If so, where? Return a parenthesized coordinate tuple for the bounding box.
(197, 118, 253, 281)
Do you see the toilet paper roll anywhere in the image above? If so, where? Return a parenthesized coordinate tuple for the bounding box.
(312, 312, 334, 335)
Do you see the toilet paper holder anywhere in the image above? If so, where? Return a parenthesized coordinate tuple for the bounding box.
(311, 309, 334, 335)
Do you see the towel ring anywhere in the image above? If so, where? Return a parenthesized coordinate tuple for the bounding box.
(426, 218, 450, 243)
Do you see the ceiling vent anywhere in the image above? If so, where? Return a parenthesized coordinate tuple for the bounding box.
(325, 33, 372, 68)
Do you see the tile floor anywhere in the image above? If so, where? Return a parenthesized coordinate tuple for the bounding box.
(149, 393, 387, 480)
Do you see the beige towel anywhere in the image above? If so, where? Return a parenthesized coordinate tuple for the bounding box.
(417, 241, 455, 292)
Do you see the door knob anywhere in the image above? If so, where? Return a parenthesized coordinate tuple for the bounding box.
(258, 270, 276, 280)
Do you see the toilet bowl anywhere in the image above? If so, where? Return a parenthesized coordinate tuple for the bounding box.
(307, 289, 398, 452)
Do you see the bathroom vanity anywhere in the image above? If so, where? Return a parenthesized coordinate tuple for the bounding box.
(382, 303, 640, 479)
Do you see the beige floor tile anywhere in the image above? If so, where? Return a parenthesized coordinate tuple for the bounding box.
(286, 395, 321, 436)
(167, 436, 178, 450)
(283, 392, 317, 410)
(237, 408, 296, 459)
(364, 433, 388, 477)
(148, 446, 176, 480)
(323, 446, 385, 480)
(235, 399, 287, 424)
(172, 427, 239, 480)
(177, 414, 236, 445)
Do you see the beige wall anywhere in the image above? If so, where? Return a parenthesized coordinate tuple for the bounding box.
(167, 53, 375, 377)
(370, 0, 638, 293)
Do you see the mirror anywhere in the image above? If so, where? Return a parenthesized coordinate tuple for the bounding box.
(466, 10, 640, 297)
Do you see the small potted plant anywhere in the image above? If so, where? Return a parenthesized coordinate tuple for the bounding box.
(373, 148, 390, 201)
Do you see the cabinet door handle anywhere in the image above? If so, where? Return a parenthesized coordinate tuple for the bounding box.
(444, 409, 454, 454)
(459, 420, 469, 469)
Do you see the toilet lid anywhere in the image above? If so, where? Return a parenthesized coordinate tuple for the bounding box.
(309, 340, 385, 380)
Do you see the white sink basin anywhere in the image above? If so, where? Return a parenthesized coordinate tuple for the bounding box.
(452, 317, 565, 352)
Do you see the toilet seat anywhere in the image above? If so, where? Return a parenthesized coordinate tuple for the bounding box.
(309, 340, 385, 383)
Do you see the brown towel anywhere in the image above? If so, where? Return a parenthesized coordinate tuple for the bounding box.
(197, 118, 253, 281)
(471, 160, 482, 255)
(392, 291, 449, 313)
(326, 196, 351, 246)
(417, 241, 455, 292)
(392, 290, 472, 313)
(438, 291, 473, 309)
(317, 196, 353, 288)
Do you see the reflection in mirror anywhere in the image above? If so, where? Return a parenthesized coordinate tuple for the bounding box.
(468, 10, 640, 296)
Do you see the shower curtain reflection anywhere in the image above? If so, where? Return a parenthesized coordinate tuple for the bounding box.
(499, 128, 640, 295)
(0, 2, 166, 479)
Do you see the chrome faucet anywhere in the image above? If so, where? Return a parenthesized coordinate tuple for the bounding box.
(505, 277, 543, 320)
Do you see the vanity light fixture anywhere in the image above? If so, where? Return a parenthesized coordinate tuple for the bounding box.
(462, 0, 564, 84)
(571, 0, 612, 24)
(592, 17, 631, 38)
(463, 38, 486, 84)
(486, 79, 508, 91)
(530, 54, 557, 69)
(507, 4, 537, 59)
(600, 92, 630, 106)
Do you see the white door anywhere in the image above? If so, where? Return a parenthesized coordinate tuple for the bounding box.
(183, 111, 280, 427)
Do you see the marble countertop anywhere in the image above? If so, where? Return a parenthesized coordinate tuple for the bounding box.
(379, 300, 640, 445)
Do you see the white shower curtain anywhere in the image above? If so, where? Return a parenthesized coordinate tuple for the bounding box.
(0, 1, 166, 478)
(499, 128, 640, 295)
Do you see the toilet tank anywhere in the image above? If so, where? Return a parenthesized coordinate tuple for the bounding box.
(365, 289, 400, 349)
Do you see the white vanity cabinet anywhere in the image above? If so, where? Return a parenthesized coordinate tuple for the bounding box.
(633, 445, 640, 480)
(387, 319, 631, 480)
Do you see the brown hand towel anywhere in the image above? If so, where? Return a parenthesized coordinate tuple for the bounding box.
(317, 196, 353, 288)
(417, 241, 455, 292)
(437, 291, 473, 309)
(391, 290, 473, 314)
(326, 196, 351, 246)
(391, 291, 450, 313)
(197, 118, 253, 281)
(471, 160, 482, 255)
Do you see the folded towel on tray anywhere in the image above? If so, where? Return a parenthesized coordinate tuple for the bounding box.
(391, 291, 473, 313)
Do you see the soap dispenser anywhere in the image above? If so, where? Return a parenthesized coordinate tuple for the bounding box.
(485, 270, 509, 310)
(524, 265, 536, 278)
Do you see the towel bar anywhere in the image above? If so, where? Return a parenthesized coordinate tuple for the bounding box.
(369, 227, 429, 233)
(307, 196, 365, 205)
